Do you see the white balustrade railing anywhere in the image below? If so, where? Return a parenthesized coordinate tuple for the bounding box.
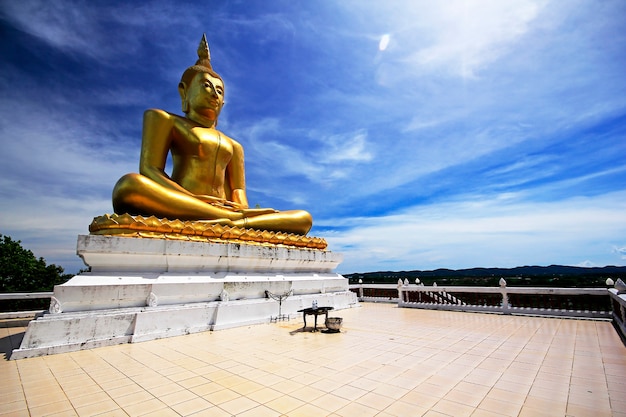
(609, 289, 626, 341)
(349, 281, 613, 319)
(0, 292, 53, 319)
(348, 283, 399, 303)
(3, 285, 624, 342)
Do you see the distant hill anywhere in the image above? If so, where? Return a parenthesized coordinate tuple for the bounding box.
(345, 265, 626, 287)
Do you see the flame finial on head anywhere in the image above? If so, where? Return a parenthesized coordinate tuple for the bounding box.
(196, 33, 212, 69)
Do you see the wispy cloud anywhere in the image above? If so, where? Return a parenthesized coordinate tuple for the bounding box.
(317, 131, 373, 164)
(614, 246, 626, 261)
(1, 1, 200, 62)
(211, 12, 297, 44)
(235, 119, 372, 186)
(327, 191, 626, 272)
(409, 0, 546, 79)
(341, 0, 548, 81)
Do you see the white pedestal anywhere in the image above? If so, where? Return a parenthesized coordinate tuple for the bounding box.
(11, 235, 358, 359)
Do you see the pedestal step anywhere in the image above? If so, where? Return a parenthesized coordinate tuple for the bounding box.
(12, 292, 358, 359)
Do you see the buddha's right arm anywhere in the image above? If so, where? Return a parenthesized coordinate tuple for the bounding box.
(139, 109, 193, 196)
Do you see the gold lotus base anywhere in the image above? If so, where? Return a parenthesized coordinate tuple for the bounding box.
(89, 214, 327, 250)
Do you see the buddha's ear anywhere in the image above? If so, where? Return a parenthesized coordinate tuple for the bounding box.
(178, 82, 189, 113)
(178, 81, 186, 97)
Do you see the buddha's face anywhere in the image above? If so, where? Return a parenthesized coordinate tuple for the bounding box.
(181, 72, 225, 119)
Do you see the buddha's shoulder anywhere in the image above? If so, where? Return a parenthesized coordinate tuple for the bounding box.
(143, 108, 184, 122)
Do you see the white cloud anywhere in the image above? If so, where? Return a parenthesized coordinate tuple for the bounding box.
(2, 2, 125, 61)
(1, 1, 198, 63)
(0, 190, 111, 273)
(214, 12, 297, 44)
(0, 91, 136, 196)
(318, 131, 373, 164)
(408, 0, 545, 78)
(379, 34, 391, 51)
(326, 191, 626, 273)
(341, 0, 549, 79)
(236, 119, 372, 185)
(614, 246, 626, 260)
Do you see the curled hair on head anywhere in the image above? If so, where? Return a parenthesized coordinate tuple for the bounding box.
(180, 64, 224, 90)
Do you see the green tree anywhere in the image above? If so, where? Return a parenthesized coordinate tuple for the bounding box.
(0, 234, 71, 310)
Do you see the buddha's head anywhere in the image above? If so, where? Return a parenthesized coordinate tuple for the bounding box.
(178, 34, 225, 121)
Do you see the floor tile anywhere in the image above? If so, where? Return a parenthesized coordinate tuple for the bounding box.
(170, 397, 213, 416)
(215, 396, 259, 415)
(264, 395, 305, 414)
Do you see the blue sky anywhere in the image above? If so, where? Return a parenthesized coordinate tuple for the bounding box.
(1, 0, 625, 274)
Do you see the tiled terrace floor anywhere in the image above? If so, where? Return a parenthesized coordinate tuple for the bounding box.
(1, 303, 625, 417)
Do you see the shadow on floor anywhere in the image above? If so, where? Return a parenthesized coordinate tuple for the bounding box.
(289, 326, 308, 335)
(0, 332, 25, 360)
(289, 326, 344, 335)
(0, 318, 32, 360)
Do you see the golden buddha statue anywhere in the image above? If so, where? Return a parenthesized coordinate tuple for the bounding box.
(112, 35, 312, 236)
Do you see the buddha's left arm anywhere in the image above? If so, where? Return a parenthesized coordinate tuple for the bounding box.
(228, 139, 249, 209)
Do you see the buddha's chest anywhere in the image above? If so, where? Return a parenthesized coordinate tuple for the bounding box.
(173, 125, 233, 162)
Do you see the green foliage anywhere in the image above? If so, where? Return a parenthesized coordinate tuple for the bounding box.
(0, 234, 72, 311)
